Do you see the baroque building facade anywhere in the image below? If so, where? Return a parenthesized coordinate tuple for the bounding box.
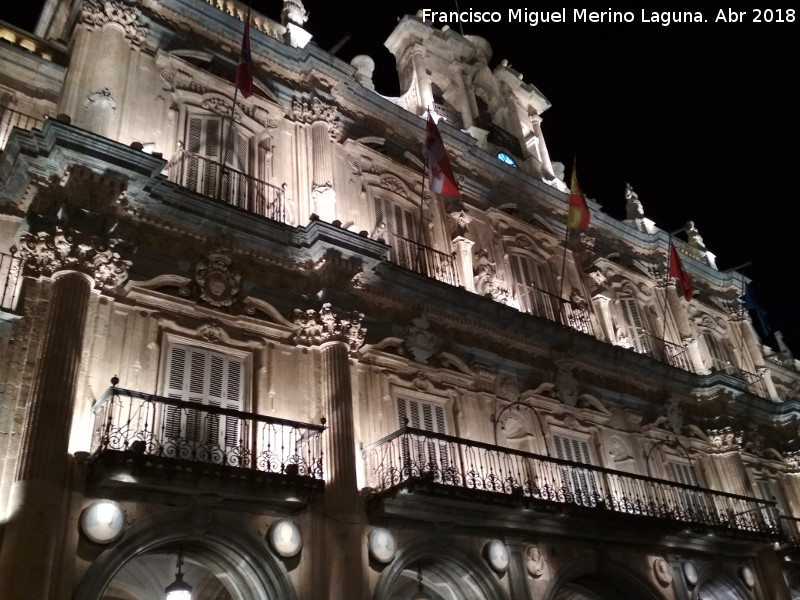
(1, 1, 800, 599)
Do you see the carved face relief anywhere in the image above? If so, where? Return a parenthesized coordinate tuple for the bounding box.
(525, 545, 544, 578)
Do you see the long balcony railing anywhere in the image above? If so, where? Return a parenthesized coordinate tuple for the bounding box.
(363, 428, 778, 539)
(92, 387, 325, 480)
(640, 330, 694, 371)
(168, 148, 288, 223)
(0, 105, 44, 151)
(516, 283, 597, 338)
(0, 252, 22, 312)
(388, 232, 461, 287)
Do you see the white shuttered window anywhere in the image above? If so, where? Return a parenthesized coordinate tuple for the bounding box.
(397, 396, 450, 476)
(552, 432, 599, 505)
(163, 343, 244, 449)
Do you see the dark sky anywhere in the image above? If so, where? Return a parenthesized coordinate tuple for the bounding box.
(3, 1, 799, 351)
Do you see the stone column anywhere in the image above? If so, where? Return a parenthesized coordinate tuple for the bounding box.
(664, 282, 705, 373)
(0, 273, 92, 600)
(293, 304, 366, 600)
(528, 114, 556, 179)
(409, 44, 433, 112)
(0, 226, 130, 600)
(506, 540, 533, 600)
(452, 236, 474, 292)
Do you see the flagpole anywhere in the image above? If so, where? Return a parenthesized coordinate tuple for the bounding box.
(416, 160, 427, 274)
(661, 226, 688, 342)
(220, 1, 252, 204)
(558, 224, 570, 301)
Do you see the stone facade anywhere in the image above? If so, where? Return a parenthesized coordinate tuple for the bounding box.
(1, 2, 800, 599)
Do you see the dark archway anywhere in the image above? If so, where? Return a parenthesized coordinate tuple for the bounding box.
(543, 556, 665, 600)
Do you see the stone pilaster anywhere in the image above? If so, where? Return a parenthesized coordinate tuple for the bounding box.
(506, 540, 533, 600)
(0, 272, 92, 600)
(452, 236, 474, 292)
(293, 303, 366, 600)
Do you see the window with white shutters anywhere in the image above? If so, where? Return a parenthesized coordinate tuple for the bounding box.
(509, 254, 556, 321)
(552, 432, 600, 506)
(373, 196, 418, 270)
(396, 396, 450, 479)
(183, 114, 249, 207)
(618, 292, 649, 354)
(754, 479, 781, 529)
(163, 343, 244, 450)
(702, 332, 735, 374)
(667, 459, 707, 517)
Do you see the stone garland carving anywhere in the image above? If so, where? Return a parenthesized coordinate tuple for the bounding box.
(80, 0, 147, 46)
(194, 248, 241, 308)
(13, 227, 131, 293)
(291, 97, 341, 140)
(292, 303, 366, 354)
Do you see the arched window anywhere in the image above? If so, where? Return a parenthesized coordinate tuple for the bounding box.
(701, 331, 735, 373)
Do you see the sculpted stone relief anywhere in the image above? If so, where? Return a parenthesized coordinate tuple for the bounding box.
(80, 0, 147, 46)
(13, 227, 131, 293)
(292, 303, 366, 354)
(194, 247, 241, 308)
(291, 97, 340, 140)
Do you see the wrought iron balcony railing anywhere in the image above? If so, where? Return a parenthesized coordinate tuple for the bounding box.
(0, 105, 44, 151)
(363, 428, 778, 539)
(387, 231, 461, 287)
(515, 283, 597, 338)
(92, 387, 325, 480)
(0, 252, 22, 312)
(640, 330, 694, 371)
(168, 148, 288, 223)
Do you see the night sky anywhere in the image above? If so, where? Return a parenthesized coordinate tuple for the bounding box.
(3, 1, 799, 350)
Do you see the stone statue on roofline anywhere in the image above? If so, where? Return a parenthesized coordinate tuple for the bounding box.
(624, 182, 644, 220)
(282, 0, 308, 26)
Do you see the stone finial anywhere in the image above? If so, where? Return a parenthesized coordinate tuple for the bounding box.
(292, 303, 366, 354)
(12, 227, 131, 293)
(624, 183, 644, 220)
(351, 55, 375, 91)
(281, 0, 308, 26)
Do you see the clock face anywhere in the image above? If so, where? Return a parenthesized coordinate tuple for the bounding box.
(268, 519, 303, 558)
(80, 500, 125, 545)
(497, 152, 517, 167)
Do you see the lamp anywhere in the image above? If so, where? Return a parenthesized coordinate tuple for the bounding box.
(164, 548, 192, 600)
(411, 566, 431, 600)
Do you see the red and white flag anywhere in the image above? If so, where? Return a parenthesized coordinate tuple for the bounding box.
(424, 114, 459, 196)
(567, 159, 590, 231)
(669, 243, 693, 301)
(235, 11, 253, 98)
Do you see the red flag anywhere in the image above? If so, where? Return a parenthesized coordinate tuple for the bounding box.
(669, 243, 693, 301)
(567, 160, 590, 231)
(235, 11, 253, 98)
(424, 114, 459, 196)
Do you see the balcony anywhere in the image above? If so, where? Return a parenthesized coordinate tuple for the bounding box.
(386, 232, 461, 287)
(0, 252, 22, 311)
(516, 283, 597, 338)
(363, 428, 778, 543)
(0, 105, 44, 151)
(168, 148, 288, 223)
(89, 386, 325, 505)
(639, 330, 694, 371)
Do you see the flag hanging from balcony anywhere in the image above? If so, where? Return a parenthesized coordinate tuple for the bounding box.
(235, 10, 253, 98)
(567, 160, 590, 231)
(669, 243, 693, 301)
(424, 113, 460, 196)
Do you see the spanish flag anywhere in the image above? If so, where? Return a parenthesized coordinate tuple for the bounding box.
(567, 160, 590, 231)
(235, 10, 253, 98)
(669, 243, 693, 301)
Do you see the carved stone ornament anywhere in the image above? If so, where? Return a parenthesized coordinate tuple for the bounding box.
(554, 360, 579, 407)
(194, 248, 241, 308)
(402, 317, 440, 363)
(665, 397, 684, 434)
(292, 303, 366, 354)
(706, 426, 742, 454)
(85, 88, 117, 116)
(782, 450, 800, 473)
(524, 545, 545, 578)
(13, 227, 131, 293)
(80, 0, 147, 46)
(281, 0, 308, 26)
(291, 97, 341, 139)
(653, 557, 673, 586)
